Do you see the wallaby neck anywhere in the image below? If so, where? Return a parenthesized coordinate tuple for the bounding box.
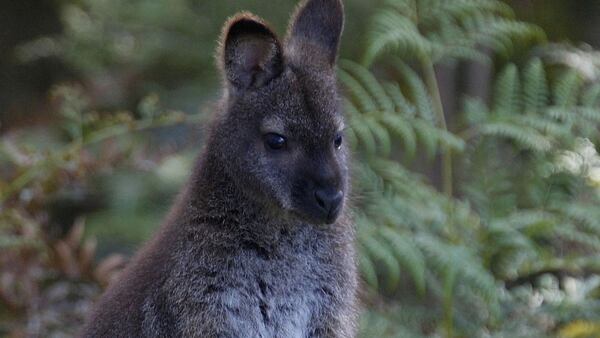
(179, 150, 275, 229)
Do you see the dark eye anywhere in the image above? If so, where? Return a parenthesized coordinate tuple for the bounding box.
(334, 134, 343, 149)
(264, 133, 287, 150)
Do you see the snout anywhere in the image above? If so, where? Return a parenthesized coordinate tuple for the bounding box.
(314, 188, 343, 223)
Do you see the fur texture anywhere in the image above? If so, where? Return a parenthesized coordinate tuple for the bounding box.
(80, 0, 357, 337)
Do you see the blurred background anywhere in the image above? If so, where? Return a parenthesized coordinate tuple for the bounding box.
(2, 0, 600, 337)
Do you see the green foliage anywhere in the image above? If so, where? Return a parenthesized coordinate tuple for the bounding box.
(341, 60, 464, 161)
(363, 0, 545, 66)
(345, 1, 600, 336)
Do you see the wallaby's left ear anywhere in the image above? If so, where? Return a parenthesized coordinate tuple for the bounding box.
(286, 0, 344, 67)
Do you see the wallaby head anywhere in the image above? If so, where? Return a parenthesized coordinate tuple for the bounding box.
(210, 0, 347, 225)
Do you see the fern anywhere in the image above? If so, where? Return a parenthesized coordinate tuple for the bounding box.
(523, 58, 549, 113)
(340, 60, 463, 160)
(350, 2, 600, 336)
(492, 63, 521, 115)
(364, 0, 545, 65)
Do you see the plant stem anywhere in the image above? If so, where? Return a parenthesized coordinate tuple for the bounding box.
(421, 57, 453, 197)
(443, 267, 457, 338)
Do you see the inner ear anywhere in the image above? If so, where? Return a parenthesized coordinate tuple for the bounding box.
(219, 13, 283, 90)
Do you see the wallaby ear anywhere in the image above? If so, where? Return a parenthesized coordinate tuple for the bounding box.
(218, 13, 283, 90)
(286, 0, 344, 67)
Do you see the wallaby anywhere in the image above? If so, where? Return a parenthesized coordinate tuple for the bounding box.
(80, 0, 357, 336)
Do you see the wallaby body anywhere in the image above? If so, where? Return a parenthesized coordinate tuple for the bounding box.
(81, 0, 357, 337)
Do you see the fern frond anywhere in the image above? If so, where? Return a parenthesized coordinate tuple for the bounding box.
(366, 0, 544, 63)
(554, 69, 584, 107)
(423, 0, 515, 23)
(383, 81, 416, 116)
(576, 107, 600, 122)
(379, 226, 427, 295)
(479, 121, 552, 152)
(557, 203, 600, 234)
(464, 16, 545, 58)
(349, 110, 378, 156)
(359, 226, 402, 292)
(522, 58, 549, 113)
(341, 59, 462, 159)
(582, 83, 600, 107)
(509, 114, 567, 139)
(380, 113, 418, 159)
(416, 234, 499, 311)
(391, 60, 436, 122)
(340, 60, 394, 112)
(553, 224, 600, 251)
(412, 119, 439, 159)
(358, 245, 379, 290)
(365, 116, 393, 156)
(364, 9, 430, 65)
(339, 69, 377, 113)
(493, 63, 521, 115)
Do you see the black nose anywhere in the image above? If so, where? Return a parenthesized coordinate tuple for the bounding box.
(314, 188, 344, 222)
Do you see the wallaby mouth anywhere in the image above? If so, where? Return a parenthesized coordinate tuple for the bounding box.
(289, 189, 344, 225)
(328, 199, 344, 223)
(314, 188, 344, 224)
(295, 189, 341, 225)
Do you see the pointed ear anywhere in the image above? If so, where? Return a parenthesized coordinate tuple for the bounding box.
(286, 0, 344, 67)
(218, 13, 283, 90)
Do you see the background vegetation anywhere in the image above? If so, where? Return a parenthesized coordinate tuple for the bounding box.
(2, 0, 600, 337)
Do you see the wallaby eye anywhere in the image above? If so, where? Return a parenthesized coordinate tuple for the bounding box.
(264, 133, 287, 150)
(334, 134, 343, 149)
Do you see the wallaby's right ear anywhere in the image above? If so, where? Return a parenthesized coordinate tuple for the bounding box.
(218, 13, 283, 91)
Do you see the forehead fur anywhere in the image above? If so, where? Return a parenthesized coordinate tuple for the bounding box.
(232, 65, 343, 140)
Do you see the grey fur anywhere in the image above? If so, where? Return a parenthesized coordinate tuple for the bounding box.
(80, 0, 357, 337)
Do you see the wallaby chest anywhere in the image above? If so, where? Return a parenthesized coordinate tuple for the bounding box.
(162, 224, 346, 338)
